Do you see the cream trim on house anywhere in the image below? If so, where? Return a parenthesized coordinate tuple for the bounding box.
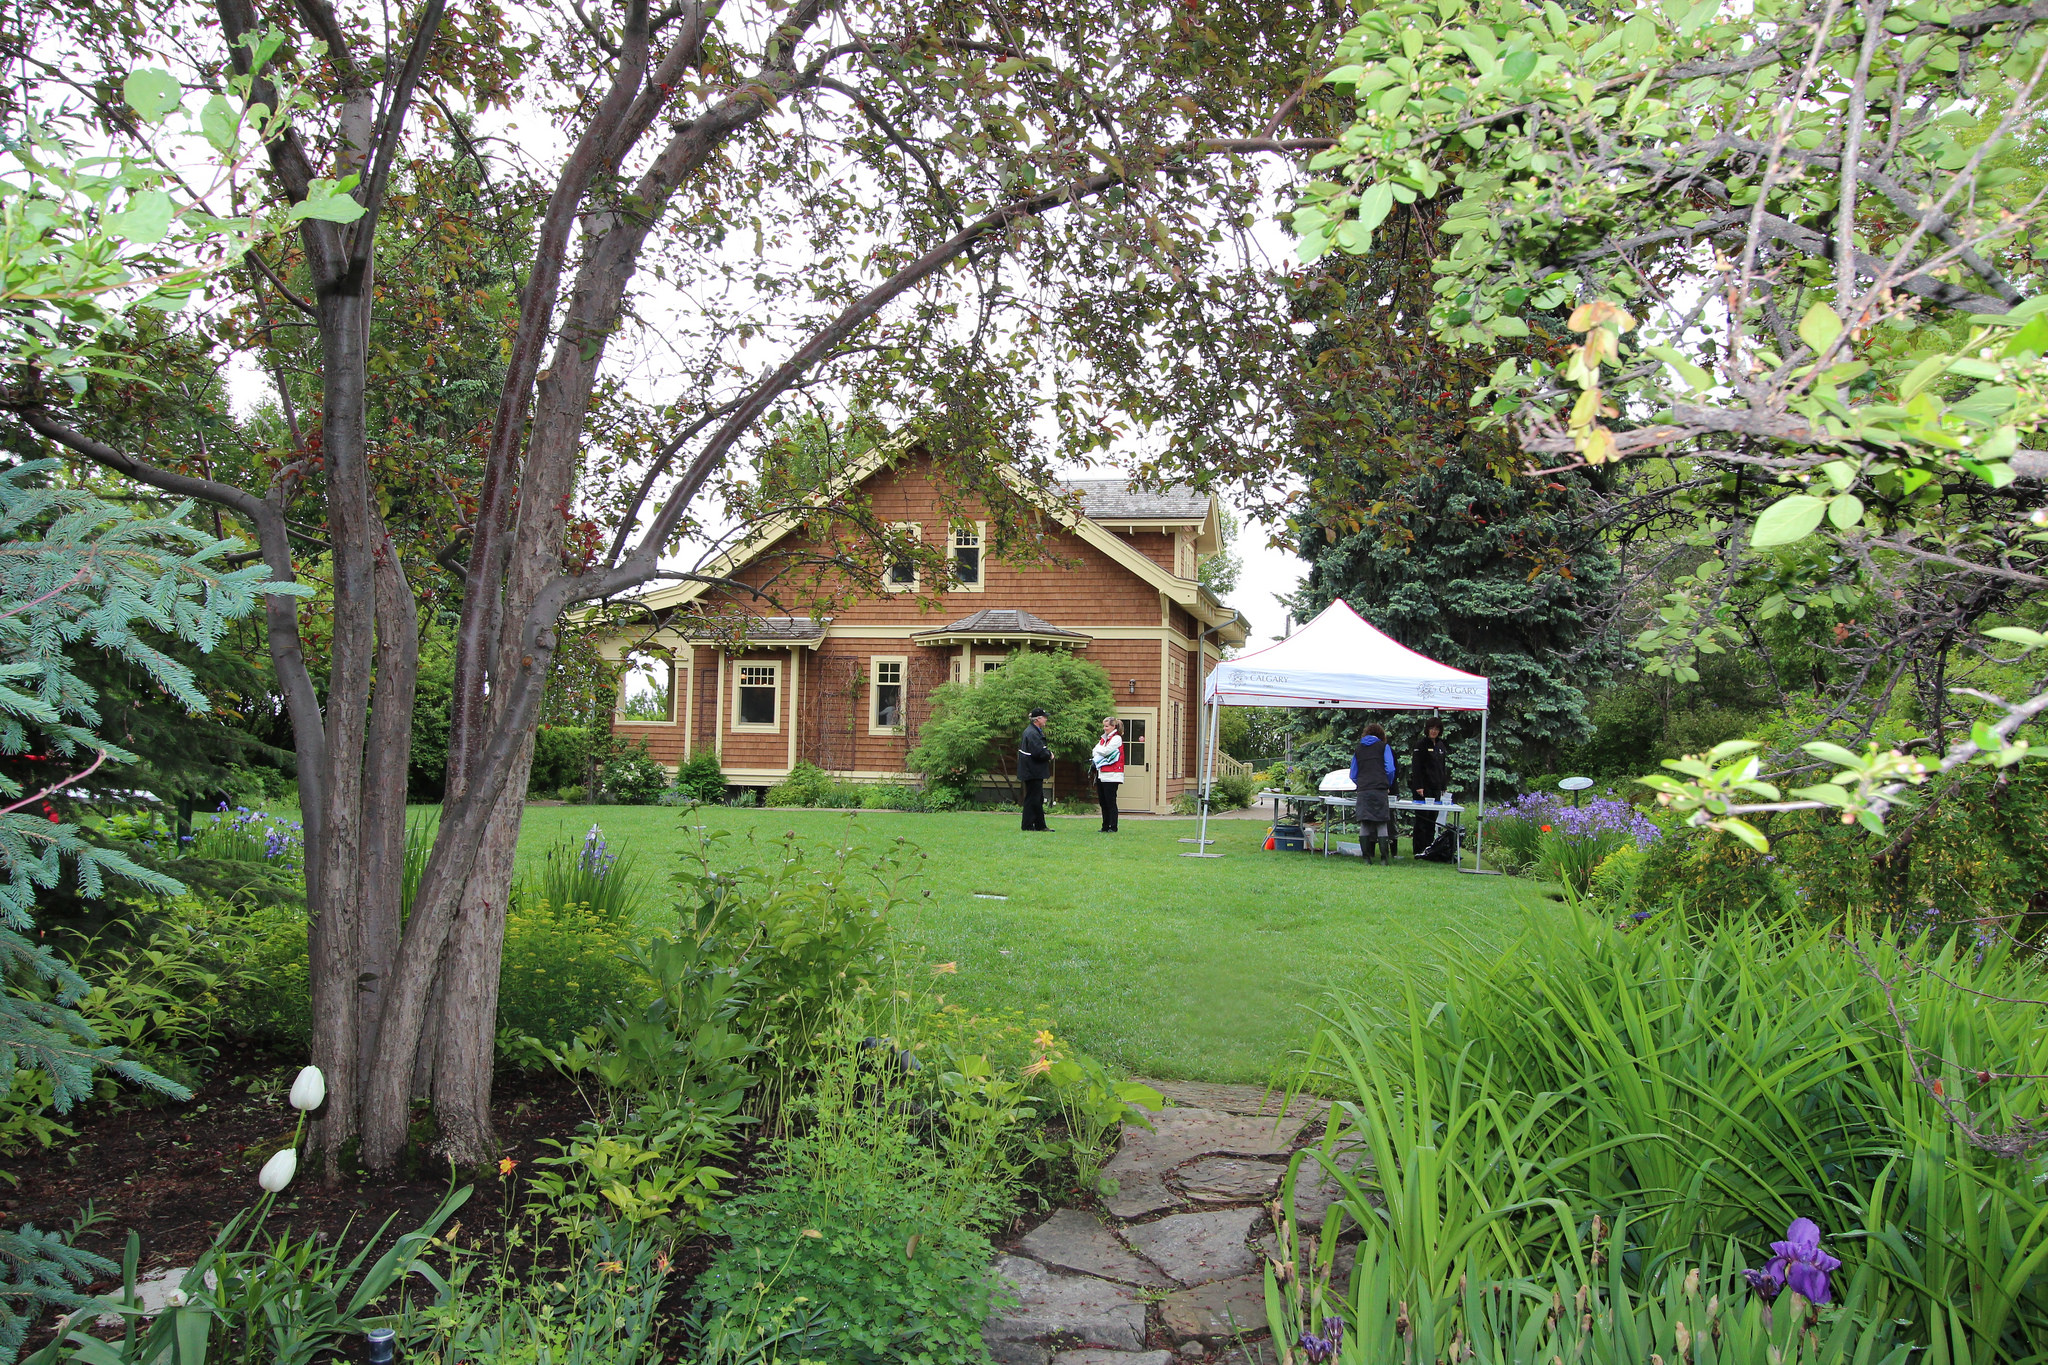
(883, 520, 922, 593)
(869, 656, 909, 735)
(949, 520, 986, 592)
(733, 660, 782, 732)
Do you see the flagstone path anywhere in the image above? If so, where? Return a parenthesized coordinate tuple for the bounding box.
(983, 1080, 1365, 1365)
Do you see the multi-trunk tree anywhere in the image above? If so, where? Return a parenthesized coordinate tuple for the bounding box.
(6, 0, 1346, 1169)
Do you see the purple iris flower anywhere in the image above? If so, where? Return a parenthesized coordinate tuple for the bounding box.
(1749, 1218, 1840, 1305)
(1298, 1317, 1344, 1363)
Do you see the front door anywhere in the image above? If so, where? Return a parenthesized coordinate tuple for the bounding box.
(1117, 710, 1157, 812)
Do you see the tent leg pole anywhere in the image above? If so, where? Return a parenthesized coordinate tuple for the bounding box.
(1460, 709, 1496, 875)
(1183, 697, 1223, 857)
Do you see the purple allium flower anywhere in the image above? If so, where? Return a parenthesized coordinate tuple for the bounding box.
(1761, 1218, 1840, 1305)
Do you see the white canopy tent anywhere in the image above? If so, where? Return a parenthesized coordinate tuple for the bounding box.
(1193, 600, 1494, 868)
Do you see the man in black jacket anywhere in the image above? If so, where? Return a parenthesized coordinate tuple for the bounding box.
(1018, 707, 1053, 831)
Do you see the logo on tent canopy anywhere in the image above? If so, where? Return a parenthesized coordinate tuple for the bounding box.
(1413, 681, 1483, 698)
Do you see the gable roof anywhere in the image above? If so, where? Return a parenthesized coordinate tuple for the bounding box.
(1060, 479, 1210, 520)
(608, 434, 1245, 642)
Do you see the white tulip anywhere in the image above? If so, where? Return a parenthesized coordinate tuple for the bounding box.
(258, 1148, 298, 1193)
(288, 1065, 326, 1112)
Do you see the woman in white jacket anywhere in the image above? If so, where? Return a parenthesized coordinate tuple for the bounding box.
(1091, 717, 1125, 833)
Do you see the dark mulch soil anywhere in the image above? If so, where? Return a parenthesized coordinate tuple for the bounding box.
(13, 1042, 737, 1356)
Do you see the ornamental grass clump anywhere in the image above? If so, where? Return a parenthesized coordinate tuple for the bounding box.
(1292, 911, 2048, 1359)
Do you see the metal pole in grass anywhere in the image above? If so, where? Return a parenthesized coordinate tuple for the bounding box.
(1459, 707, 1500, 875)
(1183, 695, 1224, 858)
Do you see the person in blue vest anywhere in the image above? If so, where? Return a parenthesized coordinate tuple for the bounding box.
(1350, 723, 1398, 864)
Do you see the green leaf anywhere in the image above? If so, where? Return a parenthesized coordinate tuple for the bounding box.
(199, 93, 239, 154)
(105, 189, 174, 246)
(122, 68, 183, 123)
(1750, 493, 1827, 548)
(1490, 316, 1529, 337)
(1801, 741, 1864, 768)
(1897, 353, 1950, 399)
(1826, 493, 1863, 529)
(1646, 344, 1711, 394)
(1324, 63, 1368, 84)
(1789, 783, 1851, 806)
(1355, 181, 1395, 233)
(1985, 626, 2048, 650)
(1503, 50, 1538, 83)
(1980, 295, 2048, 325)
(1797, 302, 1843, 354)
(288, 179, 368, 224)
(1714, 818, 1770, 852)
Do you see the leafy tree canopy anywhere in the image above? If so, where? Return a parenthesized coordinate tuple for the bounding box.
(1293, 0, 2048, 846)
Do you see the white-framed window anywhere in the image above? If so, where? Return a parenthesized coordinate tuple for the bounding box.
(949, 656, 964, 686)
(870, 656, 907, 733)
(978, 655, 1008, 679)
(1171, 700, 1182, 778)
(1174, 655, 1189, 695)
(615, 651, 677, 724)
(950, 521, 985, 591)
(884, 522, 921, 592)
(734, 661, 781, 730)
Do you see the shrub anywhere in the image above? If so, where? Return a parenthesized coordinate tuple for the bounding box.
(1213, 770, 1258, 809)
(906, 649, 1115, 790)
(818, 780, 866, 809)
(495, 900, 643, 1054)
(231, 894, 642, 1057)
(530, 724, 598, 795)
(765, 761, 833, 807)
(598, 739, 668, 805)
(1587, 843, 1649, 908)
(1633, 821, 1802, 923)
(668, 749, 727, 804)
(694, 1015, 1016, 1364)
(556, 784, 587, 804)
(860, 784, 918, 810)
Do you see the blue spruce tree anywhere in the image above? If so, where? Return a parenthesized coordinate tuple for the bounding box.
(0, 462, 300, 1356)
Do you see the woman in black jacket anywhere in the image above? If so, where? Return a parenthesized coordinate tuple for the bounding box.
(1410, 720, 1451, 857)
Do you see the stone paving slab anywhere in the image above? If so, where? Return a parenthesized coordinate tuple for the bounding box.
(1021, 1209, 1176, 1289)
(1124, 1207, 1260, 1286)
(986, 1255, 1147, 1352)
(1100, 1108, 1307, 1219)
(1158, 1273, 1268, 1339)
(1052, 1352, 1175, 1365)
(1285, 1142, 1372, 1229)
(1176, 1156, 1282, 1203)
(1135, 1081, 1326, 1121)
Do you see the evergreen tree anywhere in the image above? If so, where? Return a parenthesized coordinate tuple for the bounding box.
(1286, 205, 1620, 788)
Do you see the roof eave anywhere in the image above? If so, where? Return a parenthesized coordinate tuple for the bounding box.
(909, 629, 1095, 647)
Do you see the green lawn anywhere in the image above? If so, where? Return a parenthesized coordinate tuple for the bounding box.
(496, 804, 1556, 1085)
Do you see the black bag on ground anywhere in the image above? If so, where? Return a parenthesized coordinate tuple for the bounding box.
(1418, 824, 1459, 863)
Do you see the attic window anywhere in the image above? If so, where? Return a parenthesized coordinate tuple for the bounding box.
(952, 523, 983, 588)
(885, 523, 920, 591)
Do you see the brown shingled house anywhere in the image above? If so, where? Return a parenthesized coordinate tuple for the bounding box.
(602, 441, 1248, 812)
